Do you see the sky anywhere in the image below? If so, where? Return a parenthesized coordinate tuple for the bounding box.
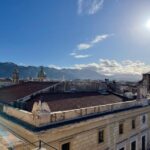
(1, 0, 150, 76)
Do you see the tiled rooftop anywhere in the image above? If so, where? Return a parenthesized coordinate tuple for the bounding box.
(26, 92, 123, 112)
(0, 81, 123, 112)
(0, 82, 57, 103)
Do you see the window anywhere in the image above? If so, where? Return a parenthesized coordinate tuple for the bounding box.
(62, 142, 70, 150)
(132, 119, 136, 129)
(98, 130, 104, 143)
(119, 123, 124, 135)
(131, 141, 136, 150)
(142, 115, 146, 124)
(140, 114, 148, 129)
(142, 136, 146, 150)
(117, 141, 126, 150)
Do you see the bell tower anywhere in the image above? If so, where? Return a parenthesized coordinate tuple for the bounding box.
(12, 68, 19, 84)
(37, 66, 46, 81)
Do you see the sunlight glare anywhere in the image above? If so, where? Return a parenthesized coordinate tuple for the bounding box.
(146, 19, 150, 29)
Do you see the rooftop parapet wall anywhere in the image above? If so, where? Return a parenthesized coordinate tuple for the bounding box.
(3, 99, 150, 127)
(3, 106, 35, 125)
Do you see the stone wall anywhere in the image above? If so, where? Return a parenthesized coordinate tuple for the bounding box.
(1, 99, 150, 150)
(40, 105, 150, 150)
(3, 99, 150, 127)
(3, 106, 35, 125)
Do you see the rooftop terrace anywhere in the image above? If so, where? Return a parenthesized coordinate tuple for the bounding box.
(0, 81, 58, 103)
(26, 92, 123, 112)
(0, 81, 126, 113)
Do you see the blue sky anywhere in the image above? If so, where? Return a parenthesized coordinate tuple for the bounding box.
(0, 0, 150, 75)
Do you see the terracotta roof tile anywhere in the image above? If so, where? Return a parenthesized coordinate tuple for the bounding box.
(0, 82, 123, 112)
(26, 92, 123, 112)
(0, 82, 57, 102)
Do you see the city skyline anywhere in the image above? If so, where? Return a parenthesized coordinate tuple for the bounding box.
(0, 0, 150, 77)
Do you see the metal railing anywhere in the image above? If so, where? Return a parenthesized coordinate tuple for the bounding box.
(23, 140, 58, 150)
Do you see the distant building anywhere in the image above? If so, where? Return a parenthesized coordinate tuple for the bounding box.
(138, 72, 150, 98)
(12, 68, 19, 84)
(37, 66, 47, 81)
(0, 78, 13, 87)
(62, 80, 101, 92)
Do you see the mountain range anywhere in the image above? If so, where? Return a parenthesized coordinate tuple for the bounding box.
(0, 62, 142, 81)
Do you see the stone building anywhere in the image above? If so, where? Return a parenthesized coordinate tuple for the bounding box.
(62, 80, 103, 92)
(0, 81, 149, 150)
(138, 72, 150, 98)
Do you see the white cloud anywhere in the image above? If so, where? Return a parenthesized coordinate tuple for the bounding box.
(77, 34, 111, 51)
(73, 59, 150, 76)
(19, 63, 27, 66)
(91, 34, 110, 44)
(52, 59, 149, 75)
(70, 34, 112, 59)
(78, 0, 83, 14)
(70, 52, 76, 56)
(49, 59, 150, 80)
(70, 52, 91, 59)
(74, 54, 91, 59)
(48, 64, 61, 70)
(77, 43, 91, 50)
(78, 0, 105, 15)
(88, 0, 104, 15)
